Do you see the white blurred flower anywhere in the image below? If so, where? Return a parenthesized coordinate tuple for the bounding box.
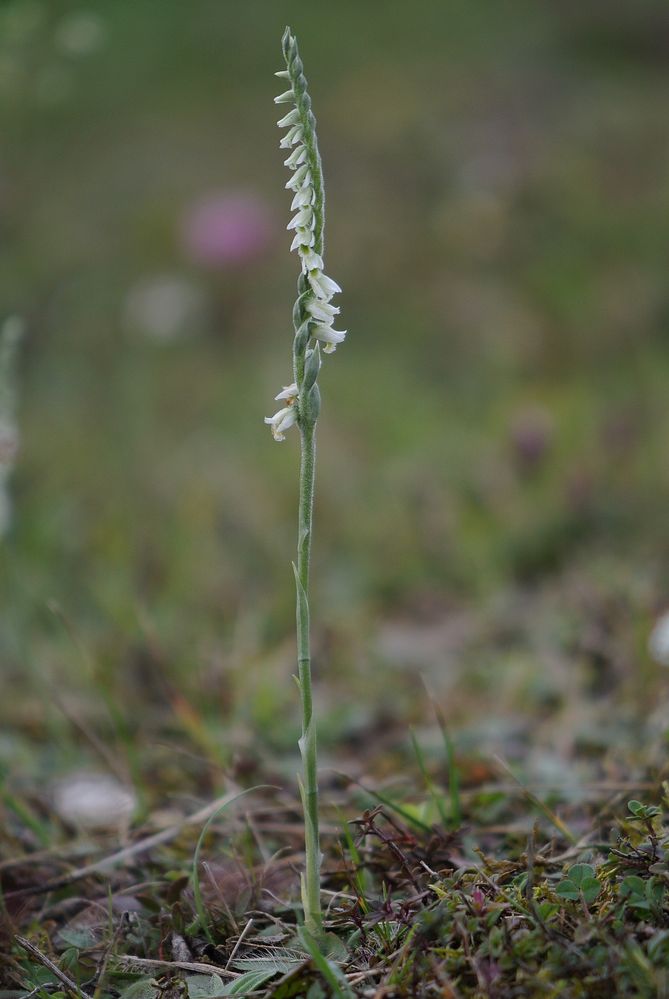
(52, 772, 136, 832)
(55, 12, 106, 57)
(649, 612, 669, 666)
(124, 274, 205, 342)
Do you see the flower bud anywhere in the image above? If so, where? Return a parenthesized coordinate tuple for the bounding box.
(293, 290, 309, 329)
(302, 343, 321, 391)
(302, 382, 320, 426)
(293, 320, 310, 358)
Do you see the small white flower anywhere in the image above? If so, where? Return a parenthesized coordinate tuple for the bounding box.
(306, 299, 340, 322)
(287, 207, 313, 231)
(308, 270, 342, 300)
(275, 383, 299, 402)
(277, 109, 301, 128)
(300, 248, 324, 271)
(310, 323, 346, 352)
(291, 187, 314, 210)
(275, 70, 291, 79)
(274, 89, 295, 104)
(649, 612, 669, 666)
(286, 165, 311, 191)
(279, 124, 304, 149)
(264, 404, 298, 441)
(284, 145, 308, 169)
(290, 228, 315, 251)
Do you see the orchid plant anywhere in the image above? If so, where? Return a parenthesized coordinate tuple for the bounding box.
(265, 27, 346, 937)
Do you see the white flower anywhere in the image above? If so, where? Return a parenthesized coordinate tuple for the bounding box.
(649, 612, 669, 666)
(300, 249, 324, 271)
(264, 404, 298, 441)
(291, 188, 313, 210)
(310, 324, 346, 353)
(277, 109, 301, 128)
(287, 207, 313, 231)
(306, 299, 340, 322)
(290, 228, 315, 251)
(286, 165, 311, 191)
(275, 383, 299, 403)
(284, 145, 308, 169)
(308, 270, 342, 300)
(279, 124, 304, 149)
(274, 89, 295, 104)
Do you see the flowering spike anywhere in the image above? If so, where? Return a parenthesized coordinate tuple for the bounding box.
(267, 23, 345, 429)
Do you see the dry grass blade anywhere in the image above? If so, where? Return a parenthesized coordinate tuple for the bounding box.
(111, 954, 238, 977)
(15, 934, 94, 999)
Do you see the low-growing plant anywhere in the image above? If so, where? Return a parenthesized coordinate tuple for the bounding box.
(264, 26, 346, 939)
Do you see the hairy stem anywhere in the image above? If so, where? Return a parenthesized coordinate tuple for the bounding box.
(296, 420, 321, 935)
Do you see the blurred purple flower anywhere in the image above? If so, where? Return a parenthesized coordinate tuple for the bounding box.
(509, 406, 554, 473)
(181, 191, 273, 269)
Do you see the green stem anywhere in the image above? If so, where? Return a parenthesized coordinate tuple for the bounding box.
(296, 420, 322, 935)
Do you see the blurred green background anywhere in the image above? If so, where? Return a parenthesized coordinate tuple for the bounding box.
(2, 0, 669, 782)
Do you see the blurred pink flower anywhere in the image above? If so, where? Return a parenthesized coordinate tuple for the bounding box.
(181, 191, 273, 268)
